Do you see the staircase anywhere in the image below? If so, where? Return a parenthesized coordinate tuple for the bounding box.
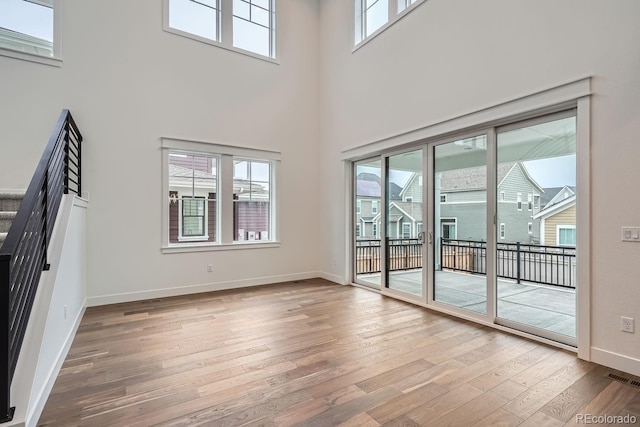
(0, 193, 23, 250)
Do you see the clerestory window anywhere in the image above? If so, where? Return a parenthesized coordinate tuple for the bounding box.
(0, 0, 60, 65)
(164, 0, 276, 60)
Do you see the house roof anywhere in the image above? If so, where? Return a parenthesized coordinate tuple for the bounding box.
(356, 172, 402, 199)
(533, 194, 576, 220)
(440, 162, 543, 193)
(441, 162, 515, 192)
(392, 202, 423, 222)
(541, 186, 576, 209)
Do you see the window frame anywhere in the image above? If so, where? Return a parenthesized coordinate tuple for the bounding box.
(0, 0, 62, 66)
(500, 223, 506, 239)
(180, 196, 208, 240)
(517, 193, 522, 211)
(161, 137, 280, 253)
(353, 0, 427, 50)
(371, 200, 378, 214)
(163, 0, 278, 63)
(557, 225, 577, 247)
(402, 222, 411, 239)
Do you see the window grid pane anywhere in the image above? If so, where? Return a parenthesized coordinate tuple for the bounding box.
(234, 159, 272, 241)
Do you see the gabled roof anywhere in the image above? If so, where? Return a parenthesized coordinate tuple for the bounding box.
(542, 185, 576, 209)
(533, 194, 576, 220)
(440, 162, 543, 193)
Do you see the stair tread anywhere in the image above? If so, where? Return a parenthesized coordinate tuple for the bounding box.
(0, 211, 17, 218)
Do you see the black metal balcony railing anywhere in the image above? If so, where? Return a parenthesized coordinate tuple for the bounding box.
(0, 110, 82, 423)
(355, 238, 576, 289)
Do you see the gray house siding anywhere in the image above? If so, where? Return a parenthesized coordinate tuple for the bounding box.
(440, 203, 486, 241)
(401, 175, 423, 203)
(444, 190, 486, 203)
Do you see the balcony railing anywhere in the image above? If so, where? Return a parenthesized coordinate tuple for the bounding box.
(355, 238, 576, 289)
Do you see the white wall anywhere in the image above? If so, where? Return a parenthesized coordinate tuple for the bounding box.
(318, 0, 640, 372)
(0, 0, 322, 302)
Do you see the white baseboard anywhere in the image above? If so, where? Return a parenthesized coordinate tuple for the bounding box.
(591, 347, 640, 377)
(87, 272, 324, 306)
(26, 301, 87, 427)
(318, 271, 345, 285)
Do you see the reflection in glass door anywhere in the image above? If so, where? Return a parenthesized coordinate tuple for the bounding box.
(496, 114, 577, 342)
(386, 150, 424, 297)
(354, 159, 382, 288)
(433, 136, 488, 314)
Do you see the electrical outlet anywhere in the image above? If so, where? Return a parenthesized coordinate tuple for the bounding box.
(207, 264, 213, 273)
(621, 316, 634, 333)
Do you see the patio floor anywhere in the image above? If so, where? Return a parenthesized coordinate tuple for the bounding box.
(357, 269, 576, 338)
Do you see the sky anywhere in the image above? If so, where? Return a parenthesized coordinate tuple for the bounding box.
(0, 0, 53, 42)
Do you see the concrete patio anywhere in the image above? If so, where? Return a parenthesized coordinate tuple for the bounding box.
(357, 269, 576, 338)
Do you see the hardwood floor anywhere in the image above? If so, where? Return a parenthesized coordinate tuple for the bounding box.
(39, 279, 640, 426)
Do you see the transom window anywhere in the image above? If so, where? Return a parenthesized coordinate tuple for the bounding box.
(164, 0, 276, 59)
(354, 0, 426, 46)
(0, 0, 58, 63)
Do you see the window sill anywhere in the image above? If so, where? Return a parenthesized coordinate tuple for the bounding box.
(163, 26, 279, 65)
(0, 47, 62, 67)
(161, 241, 280, 254)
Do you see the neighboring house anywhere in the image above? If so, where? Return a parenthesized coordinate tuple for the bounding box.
(168, 157, 270, 243)
(355, 173, 403, 239)
(439, 162, 544, 243)
(533, 186, 577, 246)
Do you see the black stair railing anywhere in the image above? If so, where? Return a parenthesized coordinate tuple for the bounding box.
(0, 110, 82, 422)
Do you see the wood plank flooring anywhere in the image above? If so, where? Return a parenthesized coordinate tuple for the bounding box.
(38, 279, 640, 426)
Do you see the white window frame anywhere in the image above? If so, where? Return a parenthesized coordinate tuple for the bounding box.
(527, 194, 533, 211)
(405, 197, 413, 203)
(356, 199, 362, 214)
(179, 196, 209, 241)
(440, 194, 447, 203)
(500, 191, 505, 201)
(371, 200, 378, 214)
(356, 223, 361, 237)
(161, 137, 280, 253)
(557, 225, 576, 247)
(354, 0, 427, 50)
(372, 222, 377, 237)
(402, 222, 411, 239)
(517, 193, 522, 211)
(500, 223, 506, 240)
(163, 0, 278, 63)
(0, 0, 62, 66)
(528, 222, 533, 235)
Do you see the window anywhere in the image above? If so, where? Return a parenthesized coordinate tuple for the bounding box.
(534, 194, 540, 209)
(372, 223, 377, 237)
(162, 138, 279, 252)
(558, 226, 576, 246)
(233, 159, 272, 242)
(356, 199, 361, 214)
(517, 193, 522, 211)
(441, 219, 456, 240)
(355, 0, 426, 46)
(500, 223, 505, 239)
(356, 223, 361, 237)
(165, 0, 276, 60)
(182, 197, 206, 237)
(371, 200, 378, 214)
(416, 222, 423, 235)
(527, 194, 533, 211)
(440, 194, 447, 203)
(397, 0, 418, 13)
(402, 223, 411, 239)
(500, 191, 505, 201)
(169, 153, 217, 243)
(0, 0, 59, 64)
(405, 197, 413, 203)
(528, 222, 533, 234)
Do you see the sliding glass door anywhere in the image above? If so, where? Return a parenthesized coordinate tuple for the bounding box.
(353, 158, 383, 289)
(495, 113, 577, 343)
(432, 135, 488, 314)
(385, 149, 424, 298)
(351, 110, 578, 346)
